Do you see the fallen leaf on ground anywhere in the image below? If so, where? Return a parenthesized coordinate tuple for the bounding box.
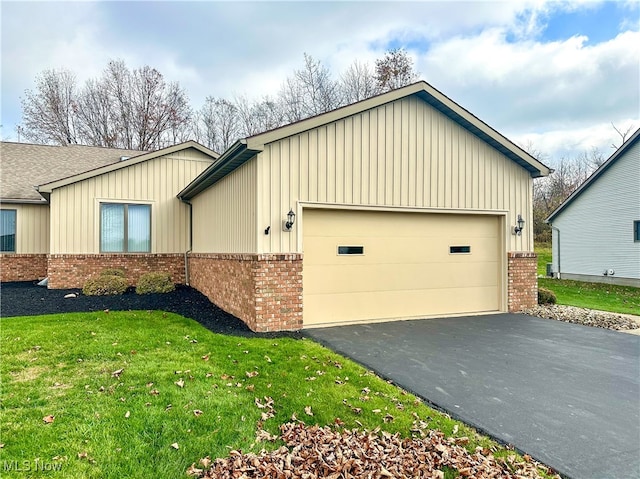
(256, 429, 278, 442)
(193, 410, 203, 417)
(190, 422, 559, 479)
(125, 411, 130, 418)
(175, 379, 185, 388)
(186, 464, 203, 476)
(43, 415, 55, 424)
(304, 406, 313, 416)
(111, 368, 124, 378)
(171, 443, 179, 450)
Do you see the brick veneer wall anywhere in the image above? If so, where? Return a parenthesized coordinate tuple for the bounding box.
(0, 254, 48, 282)
(188, 253, 303, 332)
(47, 254, 185, 289)
(507, 251, 538, 311)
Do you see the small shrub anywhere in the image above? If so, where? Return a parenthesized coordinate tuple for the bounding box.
(100, 268, 126, 278)
(83, 275, 128, 296)
(538, 287, 557, 305)
(136, 272, 175, 295)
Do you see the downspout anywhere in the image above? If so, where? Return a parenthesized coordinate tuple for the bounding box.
(182, 198, 193, 286)
(551, 225, 561, 278)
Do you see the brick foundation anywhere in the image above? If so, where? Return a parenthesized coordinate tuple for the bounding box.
(47, 254, 185, 289)
(188, 253, 303, 332)
(0, 254, 48, 282)
(507, 251, 538, 312)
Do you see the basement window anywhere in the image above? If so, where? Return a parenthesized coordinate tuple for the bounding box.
(338, 246, 364, 255)
(0, 209, 16, 252)
(635, 221, 640, 242)
(449, 245, 471, 254)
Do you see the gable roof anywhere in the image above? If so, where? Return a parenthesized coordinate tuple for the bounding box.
(33, 141, 218, 201)
(546, 128, 640, 223)
(179, 81, 551, 201)
(0, 142, 145, 203)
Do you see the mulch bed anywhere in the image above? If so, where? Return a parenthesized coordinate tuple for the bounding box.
(0, 281, 302, 339)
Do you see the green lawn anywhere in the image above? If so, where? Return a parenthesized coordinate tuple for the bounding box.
(0, 311, 544, 479)
(535, 243, 552, 276)
(535, 243, 640, 315)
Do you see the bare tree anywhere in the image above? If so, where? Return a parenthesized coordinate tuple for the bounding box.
(76, 77, 118, 147)
(374, 48, 419, 93)
(234, 95, 285, 137)
(19, 60, 191, 150)
(279, 53, 342, 122)
(341, 60, 377, 103)
(611, 122, 635, 149)
(531, 148, 601, 243)
(193, 97, 240, 153)
(19, 68, 80, 145)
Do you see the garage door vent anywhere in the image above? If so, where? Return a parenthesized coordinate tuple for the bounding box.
(338, 246, 364, 255)
(450, 245, 471, 254)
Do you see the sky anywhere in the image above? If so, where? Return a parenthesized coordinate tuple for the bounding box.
(1, 0, 639, 165)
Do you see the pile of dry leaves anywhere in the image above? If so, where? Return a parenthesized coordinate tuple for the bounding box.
(188, 421, 558, 479)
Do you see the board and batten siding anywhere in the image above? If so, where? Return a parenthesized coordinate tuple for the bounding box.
(257, 95, 533, 254)
(552, 140, 640, 280)
(191, 157, 257, 253)
(49, 149, 212, 254)
(0, 203, 50, 253)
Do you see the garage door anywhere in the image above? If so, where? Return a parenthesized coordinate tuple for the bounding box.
(303, 209, 502, 327)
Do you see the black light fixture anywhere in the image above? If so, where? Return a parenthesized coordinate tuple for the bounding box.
(513, 214, 525, 236)
(284, 209, 296, 231)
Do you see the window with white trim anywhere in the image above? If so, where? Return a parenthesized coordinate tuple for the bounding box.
(0, 209, 16, 252)
(100, 203, 151, 253)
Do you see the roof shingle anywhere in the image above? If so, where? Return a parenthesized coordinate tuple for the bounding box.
(0, 142, 145, 201)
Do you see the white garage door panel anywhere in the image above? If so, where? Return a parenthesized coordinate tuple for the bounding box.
(303, 209, 502, 327)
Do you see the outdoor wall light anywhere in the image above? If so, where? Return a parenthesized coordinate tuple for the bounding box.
(283, 209, 296, 232)
(513, 214, 525, 236)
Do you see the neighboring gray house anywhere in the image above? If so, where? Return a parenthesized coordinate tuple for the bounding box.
(546, 128, 640, 287)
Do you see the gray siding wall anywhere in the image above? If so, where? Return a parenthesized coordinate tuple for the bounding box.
(552, 140, 640, 280)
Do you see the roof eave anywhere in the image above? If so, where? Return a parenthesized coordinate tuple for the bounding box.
(37, 140, 219, 193)
(248, 81, 550, 179)
(0, 197, 49, 204)
(178, 140, 261, 200)
(546, 128, 640, 223)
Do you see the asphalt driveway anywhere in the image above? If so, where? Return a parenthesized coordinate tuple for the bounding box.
(304, 314, 640, 479)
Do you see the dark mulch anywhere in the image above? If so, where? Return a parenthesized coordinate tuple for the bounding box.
(0, 281, 302, 339)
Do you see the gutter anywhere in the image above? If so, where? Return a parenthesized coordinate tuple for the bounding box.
(181, 198, 193, 286)
(0, 197, 49, 204)
(178, 139, 249, 201)
(551, 225, 561, 278)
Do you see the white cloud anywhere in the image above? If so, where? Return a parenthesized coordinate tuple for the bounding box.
(513, 118, 638, 163)
(1, 0, 638, 162)
(418, 29, 640, 137)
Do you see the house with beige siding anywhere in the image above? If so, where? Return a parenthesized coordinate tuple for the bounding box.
(179, 82, 551, 332)
(0, 141, 217, 286)
(546, 128, 640, 286)
(2, 82, 550, 332)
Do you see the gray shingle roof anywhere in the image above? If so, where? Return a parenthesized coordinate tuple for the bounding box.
(0, 142, 145, 201)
